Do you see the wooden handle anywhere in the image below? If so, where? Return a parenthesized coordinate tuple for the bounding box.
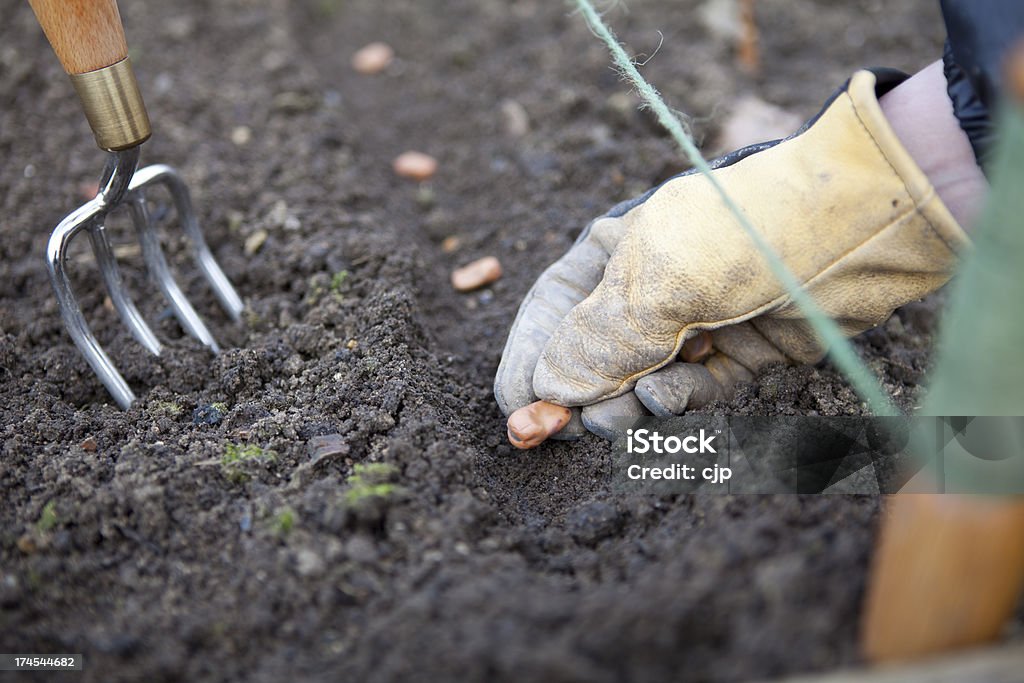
(28, 0, 129, 75)
(862, 495, 1024, 662)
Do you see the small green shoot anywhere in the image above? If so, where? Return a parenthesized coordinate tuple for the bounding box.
(37, 501, 58, 533)
(344, 463, 401, 505)
(274, 507, 296, 535)
(151, 400, 183, 418)
(330, 270, 350, 293)
(221, 443, 277, 483)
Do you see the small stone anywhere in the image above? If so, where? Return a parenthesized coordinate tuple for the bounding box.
(295, 548, 326, 577)
(230, 125, 252, 146)
(244, 229, 269, 256)
(113, 244, 141, 259)
(80, 437, 98, 452)
(451, 256, 502, 292)
(16, 534, 36, 555)
(699, 0, 742, 41)
(308, 434, 349, 465)
(441, 235, 462, 253)
(267, 200, 289, 227)
(500, 99, 530, 137)
(346, 339, 359, 350)
(226, 210, 245, 233)
(393, 151, 438, 181)
(351, 42, 394, 75)
(192, 404, 224, 426)
(714, 95, 801, 153)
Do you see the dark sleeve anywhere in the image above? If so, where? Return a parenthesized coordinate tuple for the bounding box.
(940, 0, 1024, 168)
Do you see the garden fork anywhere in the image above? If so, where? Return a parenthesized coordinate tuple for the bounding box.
(29, 0, 243, 409)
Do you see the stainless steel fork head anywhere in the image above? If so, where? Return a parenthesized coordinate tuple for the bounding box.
(47, 147, 243, 409)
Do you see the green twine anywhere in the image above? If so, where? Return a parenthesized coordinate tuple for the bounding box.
(572, 0, 897, 416)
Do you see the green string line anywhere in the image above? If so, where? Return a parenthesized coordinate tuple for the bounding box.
(573, 0, 898, 416)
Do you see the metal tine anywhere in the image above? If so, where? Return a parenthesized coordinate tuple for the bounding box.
(126, 193, 220, 353)
(90, 148, 162, 356)
(129, 165, 244, 321)
(48, 209, 135, 409)
(88, 220, 162, 356)
(45, 149, 148, 410)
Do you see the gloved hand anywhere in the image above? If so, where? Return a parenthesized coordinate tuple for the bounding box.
(495, 70, 970, 442)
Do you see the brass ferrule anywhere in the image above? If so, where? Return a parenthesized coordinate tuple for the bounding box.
(69, 58, 151, 152)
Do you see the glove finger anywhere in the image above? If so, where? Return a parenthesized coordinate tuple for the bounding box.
(532, 272, 690, 406)
(710, 323, 791, 372)
(494, 216, 627, 416)
(704, 353, 755, 390)
(681, 330, 714, 363)
(550, 409, 587, 441)
(581, 392, 650, 441)
(750, 317, 827, 365)
(635, 362, 726, 417)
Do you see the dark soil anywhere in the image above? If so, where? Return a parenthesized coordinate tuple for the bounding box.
(0, 0, 972, 681)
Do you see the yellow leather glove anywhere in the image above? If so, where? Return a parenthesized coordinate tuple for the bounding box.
(495, 71, 969, 438)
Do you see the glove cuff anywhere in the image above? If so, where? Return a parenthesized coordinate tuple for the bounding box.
(844, 70, 971, 257)
(944, 42, 996, 170)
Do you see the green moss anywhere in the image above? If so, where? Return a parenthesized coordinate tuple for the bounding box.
(243, 309, 262, 327)
(222, 443, 276, 465)
(211, 402, 229, 413)
(273, 507, 296, 535)
(151, 400, 183, 417)
(330, 270, 350, 293)
(221, 443, 277, 483)
(344, 463, 401, 505)
(36, 501, 57, 533)
(345, 482, 398, 505)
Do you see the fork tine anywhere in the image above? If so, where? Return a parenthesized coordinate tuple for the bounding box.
(127, 194, 220, 352)
(87, 220, 163, 356)
(47, 205, 136, 410)
(130, 165, 244, 321)
(87, 150, 163, 357)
